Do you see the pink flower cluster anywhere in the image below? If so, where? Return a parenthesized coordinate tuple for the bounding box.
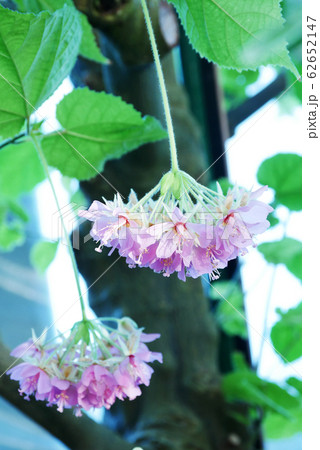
(79, 185, 273, 281)
(7, 318, 162, 416)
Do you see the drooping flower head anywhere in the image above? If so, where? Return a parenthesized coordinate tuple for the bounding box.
(7, 317, 162, 416)
(79, 170, 273, 281)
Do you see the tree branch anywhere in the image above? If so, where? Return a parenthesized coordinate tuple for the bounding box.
(0, 132, 26, 150)
(74, 0, 172, 65)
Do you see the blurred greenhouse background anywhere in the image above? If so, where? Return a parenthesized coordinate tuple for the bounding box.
(0, 0, 302, 448)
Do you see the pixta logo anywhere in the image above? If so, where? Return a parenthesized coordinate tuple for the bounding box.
(52, 203, 92, 250)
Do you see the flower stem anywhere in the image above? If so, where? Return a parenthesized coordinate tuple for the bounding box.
(130, 181, 161, 212)
(140, 0, 179, 173)
(31, 135, 87, 321)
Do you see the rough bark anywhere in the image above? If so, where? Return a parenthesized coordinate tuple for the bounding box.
(72, 1, 255, 449)
(73, 0, 171, 65)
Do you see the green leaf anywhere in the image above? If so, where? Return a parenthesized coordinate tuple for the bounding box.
(264, 407, 301, 439)
(231, 351, 249, 371)
(282, 0, 302, 52)
(264, 376, 302, 439)
(223, 369, 299, 416)
(270, 302, 302, 363)
(14, 0, 108, 64)
(286, 377, 302, 394)
(13, 0, 64, 10)
(41, 88, 167, 180)
(30, 240, 59, 273)
(267, 211, 280, 228)
(258, 238, 302, 280)
(169, 0, 298, 75)
(6, 199, 29, 223)
(0, 222, 25, 252)
(224, 356, 302, 439)
(257, 153, 302, 211)
(219, 68, 259, 110)
(0, 5, 81, 139)
(0, 141, 45, 198)
(79, 14, 108, 64)
(211, 281, 247, 338)
(0, 199, 27, 252)
(280, 0, 302, 109)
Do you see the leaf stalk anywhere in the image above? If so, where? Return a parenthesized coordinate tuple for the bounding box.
(31, 134, 88, 322)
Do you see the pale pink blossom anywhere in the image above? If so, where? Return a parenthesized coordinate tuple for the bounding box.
(79, 184, 273, 280)
(7, 320, 162, 416)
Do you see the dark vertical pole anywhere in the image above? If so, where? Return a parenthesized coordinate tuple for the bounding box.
(179, 26, 264, 450)
(199, 59, 229, 180)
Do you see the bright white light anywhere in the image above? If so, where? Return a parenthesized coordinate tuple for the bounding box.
(34, 79, 96, 334)
(246, 66, 277, 97)
(35, 171, 96, 334)
(226, 90, 302, 384)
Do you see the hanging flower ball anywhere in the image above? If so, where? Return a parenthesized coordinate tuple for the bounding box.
(7, 318, 162, 416)
(79, 170, 273, 281)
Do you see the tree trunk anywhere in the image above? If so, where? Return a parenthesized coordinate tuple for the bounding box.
(71, 2, 255, 449)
